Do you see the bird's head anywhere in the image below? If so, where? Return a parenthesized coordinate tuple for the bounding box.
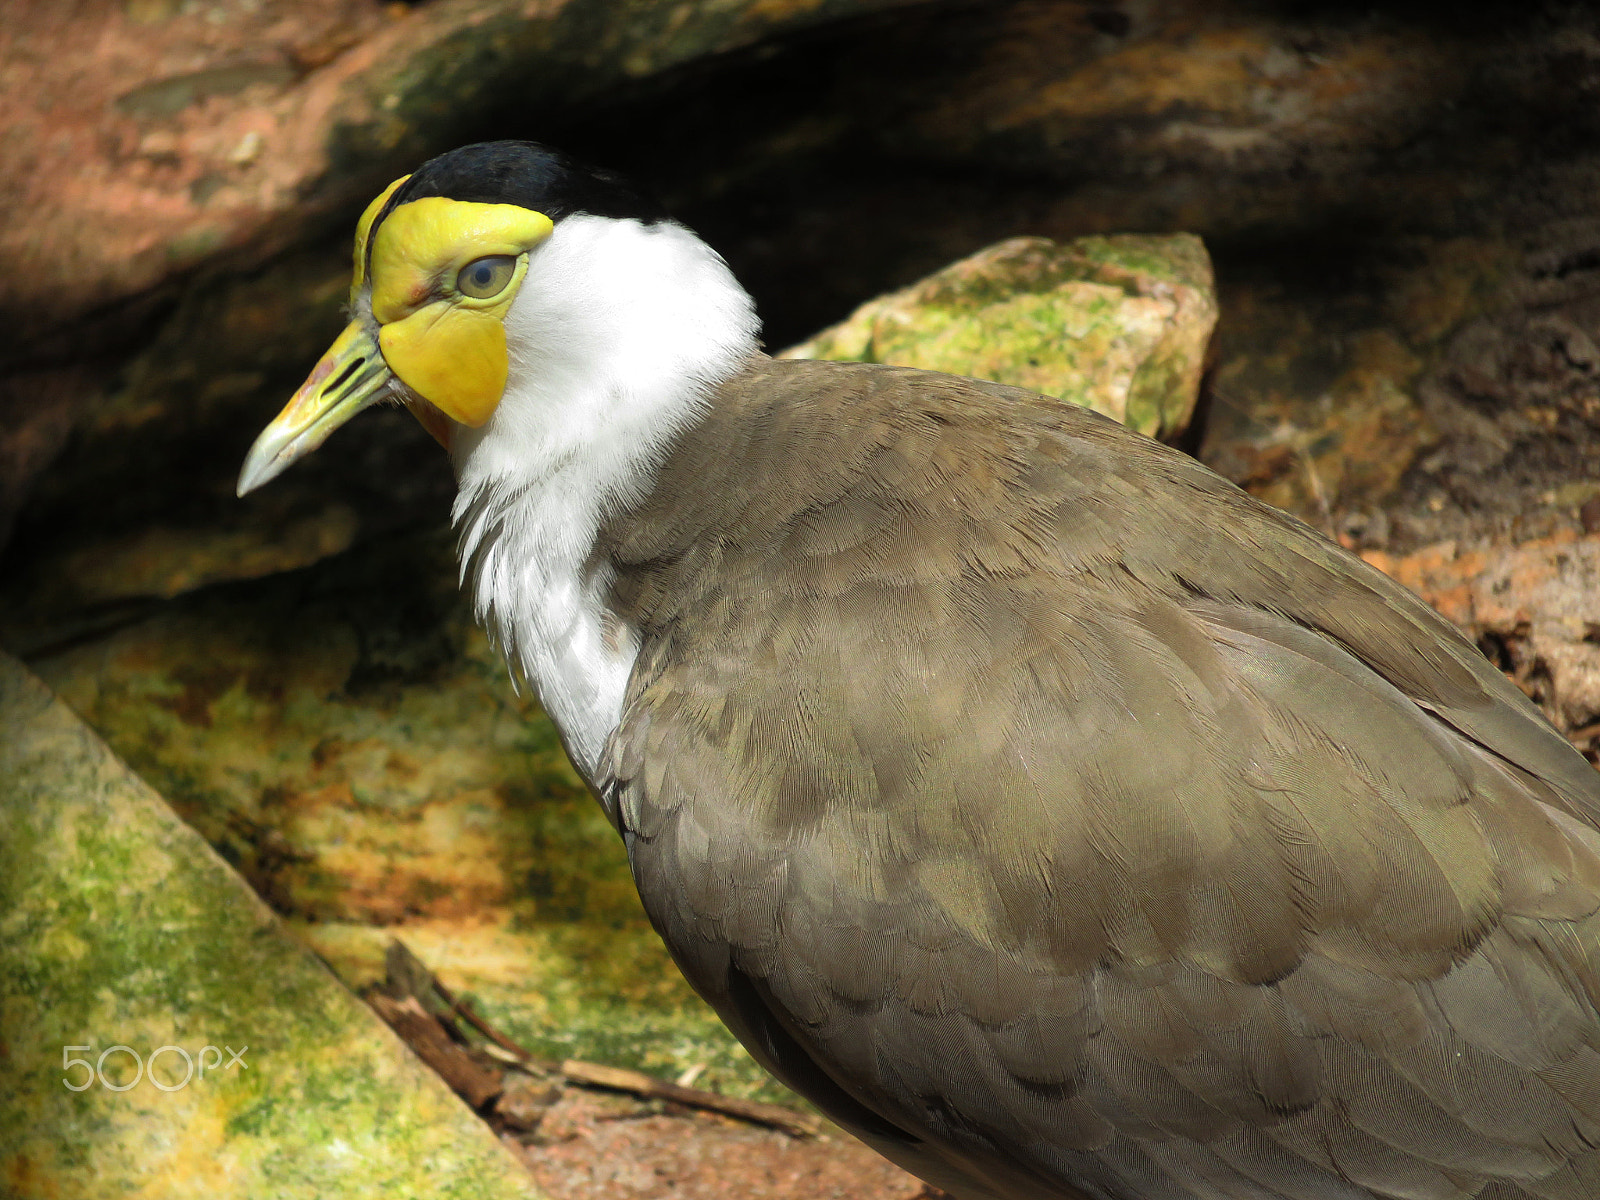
(237, 141, 759, 497)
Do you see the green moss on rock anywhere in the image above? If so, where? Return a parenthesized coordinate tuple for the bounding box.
(782, 234, 1217, 439)
(0, 652, 540, 1200)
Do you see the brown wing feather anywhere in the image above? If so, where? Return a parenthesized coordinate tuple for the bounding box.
(598, 358, 1600, 1200)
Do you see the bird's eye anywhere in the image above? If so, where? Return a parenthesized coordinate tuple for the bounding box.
(456, 255, 517, 299)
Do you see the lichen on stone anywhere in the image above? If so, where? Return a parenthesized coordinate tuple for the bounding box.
(782, 234, 1217, 439)
(0, 651, 540, 1200)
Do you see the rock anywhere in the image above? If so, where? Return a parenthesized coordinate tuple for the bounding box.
(0, 368, 85, 550)
(0, 0, 927, 350)
(0, 239, 451, 639)
(780, 234, 1216, 438)
(35, 506, 359, 609)
(871, 2, 1473, 204)
(1361, 533, 1600, 745)
(0, 651, 539, 1199)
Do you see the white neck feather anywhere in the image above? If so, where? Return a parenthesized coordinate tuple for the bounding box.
(448, 215, 760, 780)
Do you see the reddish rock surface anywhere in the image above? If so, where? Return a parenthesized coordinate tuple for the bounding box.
(1, 0, 393, 344)
(1, 0, 926, 350)
(508, 1090, 928, 1200)
(1363, 532, 1600, 753)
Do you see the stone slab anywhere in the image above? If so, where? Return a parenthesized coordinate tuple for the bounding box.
(0, 651, 541, 1200)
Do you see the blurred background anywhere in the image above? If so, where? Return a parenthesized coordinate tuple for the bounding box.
(6, 0, 1600, 1193)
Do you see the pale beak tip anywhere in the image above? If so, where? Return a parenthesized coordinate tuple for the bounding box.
(236, 430, 291, 497)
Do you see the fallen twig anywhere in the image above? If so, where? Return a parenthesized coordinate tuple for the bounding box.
(368, 992, 503, 1109)
(378, 938, 824, 1138)
(438, 978, 556, 1070)
(559, 1058, 825, 1138)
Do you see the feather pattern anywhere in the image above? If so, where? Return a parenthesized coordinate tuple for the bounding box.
(568, 358, 1600, 1200)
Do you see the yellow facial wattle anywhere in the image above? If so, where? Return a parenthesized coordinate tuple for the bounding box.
(367, 197, 553, 427)
(378, 299, 513, 428)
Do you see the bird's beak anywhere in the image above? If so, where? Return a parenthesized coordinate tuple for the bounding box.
(237, 319, 392, 496)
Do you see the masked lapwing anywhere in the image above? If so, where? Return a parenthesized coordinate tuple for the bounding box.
(239, 140, 1600, 1200)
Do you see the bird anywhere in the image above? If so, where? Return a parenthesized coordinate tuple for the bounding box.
(239, 140, 1600, 1200)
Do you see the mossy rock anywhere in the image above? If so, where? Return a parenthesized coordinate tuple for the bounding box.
(0, 652, 540, 1200)
(782, 234, 1217, 439)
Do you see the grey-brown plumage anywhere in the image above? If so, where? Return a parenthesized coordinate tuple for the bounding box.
(588, 357, 1600, 1200)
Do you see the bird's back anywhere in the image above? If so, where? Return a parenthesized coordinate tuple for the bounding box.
(596, 357, 1600, 1200)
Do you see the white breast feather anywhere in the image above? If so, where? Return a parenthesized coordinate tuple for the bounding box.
(448, 215, 760, 781)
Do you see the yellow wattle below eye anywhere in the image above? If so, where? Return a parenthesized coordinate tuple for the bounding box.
(378, 302, 508, 428)
(457, 255, 518, 300)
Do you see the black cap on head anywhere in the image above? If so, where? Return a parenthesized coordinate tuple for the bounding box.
(376, 141, 668, 231)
